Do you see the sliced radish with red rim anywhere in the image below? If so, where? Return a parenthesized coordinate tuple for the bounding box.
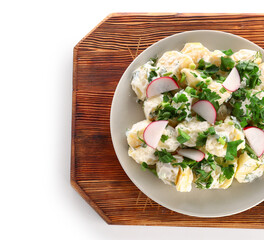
(177, 149, 205, 162)
(244, 126, 264, 157)
(222, 67, 241, 92)
(192, 100, 217, 125)
(146, 77, 180, 98)
(143, 120, 169, 149)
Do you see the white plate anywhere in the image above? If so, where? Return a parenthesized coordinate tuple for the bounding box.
(110, 30, 264, 217)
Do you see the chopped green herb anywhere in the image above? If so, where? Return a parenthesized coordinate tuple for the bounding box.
(206, 176, 214, 189)
(216, 75, 226, 83)
(231, 90, 264, 128)
(255, 51, 262, 60)
(141, 162, 158, 176)
(141, 162, 148, 170)
(219, 174, 226, 183)
(195, 169, 213, 189)
(197, 59, 219, 77)
(206, 154, 216, 170)
(190, 71, 198, 78)
(196, 81, 221, 111)
(245, 143, 258, 160)
(160, 134, 169, 143)
(208, 127, 216, 135)
(220, 57, 235, 72)
(198, 59, 206, 69)
(148, 70, 157, 82)
(200, 73, 208, 79)
(222, 49, 234, 56)
(196, 114, 206, 122)
(163, 71, 173, 76)
(215, 120, 223, 125)
(196, 127, 216, 147)
(220, 87, 227, 94)
(154, 149, 175, 163)
(172, 157, 199, 169)
(177, 128, 191, 144)
(236, 61, 261, 89)
(196, 132, 208, 147)
(172, 162, 187, 169)
(180, 72, 186, 83)
(205, 79, 211, 84)
(137, 131, 147, 148)
(172, 74, 178, 81)
(205, 65, 219, 75)
(232, 88, 247, 101)
(149, 57, 158, 66)
(190, 63, 196, 70)
(163, 94, 170, 103)
(218, 137, 226, 145)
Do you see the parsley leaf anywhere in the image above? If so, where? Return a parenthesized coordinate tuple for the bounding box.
(172, 93, 188, 103)
(225, 140, 244, 160)
(222, 164, 234, 179)
(222, 49, 234, 56)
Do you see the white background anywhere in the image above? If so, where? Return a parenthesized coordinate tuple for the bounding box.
(1, 0, 264, 239)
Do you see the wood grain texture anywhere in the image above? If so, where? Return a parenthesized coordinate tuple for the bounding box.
(71, 13, 264, 228)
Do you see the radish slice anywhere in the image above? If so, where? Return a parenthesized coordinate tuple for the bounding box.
(146, 77, 179, 98)
(192, 100, 217, 125)
(143, 120, 168, 149)
(177, 149, 205, 162)
(222, 67, 241, 92)
(244, 126, 264, 157)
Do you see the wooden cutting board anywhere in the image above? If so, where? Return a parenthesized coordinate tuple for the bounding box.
(71, 13, 264, 228)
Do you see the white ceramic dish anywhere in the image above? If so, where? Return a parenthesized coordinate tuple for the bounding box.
(110, 30, 264, 217)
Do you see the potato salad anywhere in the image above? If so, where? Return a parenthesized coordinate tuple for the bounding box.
(127, 42, 264, 192)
